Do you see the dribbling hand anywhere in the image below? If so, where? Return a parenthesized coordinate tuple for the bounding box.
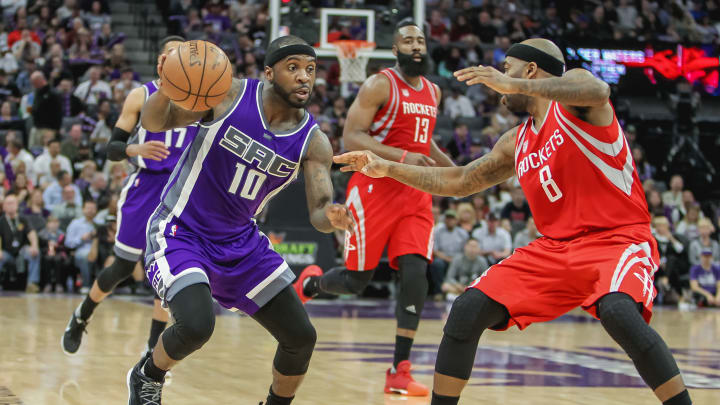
(156, 53, 168, 86)
(325, 204, 355, 232)
(333, 151, 390, 178)
(454, 65, 520, 94)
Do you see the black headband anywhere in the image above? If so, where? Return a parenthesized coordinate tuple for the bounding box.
(506, 44, 565, 77)
(264, 44, 316, 67)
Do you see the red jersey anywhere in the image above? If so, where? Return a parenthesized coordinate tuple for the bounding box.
(514, 101, 651, 240)
(369, 67, 438, 156)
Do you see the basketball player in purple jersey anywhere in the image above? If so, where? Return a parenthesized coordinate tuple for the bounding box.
(126, 36, 354, 405)
(62, 37, 197, 364)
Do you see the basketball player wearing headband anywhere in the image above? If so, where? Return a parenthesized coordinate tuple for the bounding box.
(61, 36, 196, 366)
(335, 38, 693, 405)
(127, 35, 354, 405)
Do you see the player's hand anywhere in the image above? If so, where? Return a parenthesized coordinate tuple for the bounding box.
(156, 52, 168, 86)
(454, 65, 520, 94)
(404, 152, 436, 167)
(325, 204, 355, 233)
(127, 141, 170, 161)
(333, 151, 390, 178)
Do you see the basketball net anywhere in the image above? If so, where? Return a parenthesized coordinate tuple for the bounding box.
(331, 40, 376, 84)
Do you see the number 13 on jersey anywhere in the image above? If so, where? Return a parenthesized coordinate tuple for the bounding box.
(413, 117, 429, 143)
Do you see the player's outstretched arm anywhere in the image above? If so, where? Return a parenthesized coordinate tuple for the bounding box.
(302, 128, 355, 233)
(106, 86, 170, 162)
(335, 128, 517, 197)
(343, 74, 436, 167)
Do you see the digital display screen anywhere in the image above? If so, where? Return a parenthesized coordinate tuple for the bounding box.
(565, 45, 719, 95)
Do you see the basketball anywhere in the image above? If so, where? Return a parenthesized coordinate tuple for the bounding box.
(160, 40, 232, 112)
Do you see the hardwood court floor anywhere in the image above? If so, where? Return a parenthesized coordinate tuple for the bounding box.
(1, 293, 719, 405)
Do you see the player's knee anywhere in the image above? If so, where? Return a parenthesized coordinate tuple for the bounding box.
(96, 257, 136, 292)
(176, 311, 215, 352)
(444, 289, 508, 342)
(598, 293, 655, 356)
(275, 319, 316, 376)
(345, 270, 373, 294)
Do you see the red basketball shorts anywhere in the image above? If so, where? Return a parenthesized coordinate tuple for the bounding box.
(469, 224, 659, 330)
(343, 174, 434, 271)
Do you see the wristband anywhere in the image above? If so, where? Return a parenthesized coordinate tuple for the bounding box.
(399, 150, 408, 163)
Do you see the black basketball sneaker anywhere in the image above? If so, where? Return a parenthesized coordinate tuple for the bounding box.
(127, 358, 164, 405)
(61, 311, 88, 355)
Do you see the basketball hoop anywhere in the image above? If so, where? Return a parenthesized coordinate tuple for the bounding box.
(331, 40, 376, 83)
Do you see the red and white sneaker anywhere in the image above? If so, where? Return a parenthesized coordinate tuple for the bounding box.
(384, 360, 429, 396)
(292, 265, 323, 304)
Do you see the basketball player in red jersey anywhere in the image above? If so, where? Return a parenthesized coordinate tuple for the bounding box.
(335, 38, 693, 405)
(294, 22, 454, 396)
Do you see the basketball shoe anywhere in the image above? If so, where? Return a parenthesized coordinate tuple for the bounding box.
(127, 358, 164, 405)
(141, 349, 172, 386)
(292, 265, 323, 304)
(61, 311, 88, 355)
(384, 360, 429, 396)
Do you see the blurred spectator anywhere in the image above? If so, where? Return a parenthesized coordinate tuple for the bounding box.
(428, 10, 447, 40)
(661, 174, 683, 210)
(441, 239, 488, 298)
(64, 199, 97, 293)
(60, 123, 85, 164)
(74, 65, 111, 108)
(43, 170, 82, 211)
(445, 121, 474, 164)
(449, 14, 472, 41)
(633, 146, 656, 182)
(671, 190, 700, 224)
(113, 67, 141, 99)
(82, 172, 108, 209)
(23, 188, 49, 231)
(57, 77, 85, 118)
(487, 182, 512, 215)
(513, 216, 540, 250)
(653, 216, 688, 303)
(10, 171, 30, 203)
(203, 0, 231, 33)
(38, 215, 69, 292)
(474, 11, 497, 43)
(88, 98, 114, 157)
(675, 204, 702, 241)
(56, 0, 78, 21)
(83, 0, 111, 32)
(688, 218, 719, 265)
(12, 29, 41, 64)
(33, 138, 73, 185)
(456, 202, 478, 234)
(0, 194, 40, 293)
(471, 193, 489, 222)
(646, 189, 668, 219)
(5, 138, 34, 181)
(87, 213, 116, 278)
(93, 192, 117, 225)
(472, 213, 511, 265)
(501, 187, 531, 235)
(429, 209, 469, 294)
(444, 87, 475, 119)
(0, 69, 21, 103)
(689, 249, 720, 307)
(616, 0, 639, 33)
(75, 159, 96, 190)
(30, 71, 63, 144)
(52, 185, 82, 231)
(106, 161, 126, 194)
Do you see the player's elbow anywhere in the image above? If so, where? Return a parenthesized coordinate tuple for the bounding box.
(588, 80, 611, 107)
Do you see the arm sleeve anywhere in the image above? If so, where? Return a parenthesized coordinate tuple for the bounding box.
(106, 127, 132, 161)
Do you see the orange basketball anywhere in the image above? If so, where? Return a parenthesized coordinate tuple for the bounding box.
(160, 40, 232, 112)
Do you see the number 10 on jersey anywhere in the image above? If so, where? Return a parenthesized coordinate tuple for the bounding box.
(229, 163, 266, 200)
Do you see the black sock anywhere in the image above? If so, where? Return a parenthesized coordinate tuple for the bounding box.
(431, 392, 459, 405)
(77, 295, 99, 321)
(143, 355, 167, 383)
(302, 276, 320, 297)
(663, 390, 691, 405)
(393, 335, 414, 368)
(265, 386, 293, 405)
(147, 319, 167, 350)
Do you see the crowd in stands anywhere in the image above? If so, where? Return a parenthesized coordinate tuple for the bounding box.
(0, 0, 718, 310)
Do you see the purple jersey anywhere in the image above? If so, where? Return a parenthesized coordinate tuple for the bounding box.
(153, 78, 317, 241)
(133, 81, 199, 173)
(145, 79, 317, 314)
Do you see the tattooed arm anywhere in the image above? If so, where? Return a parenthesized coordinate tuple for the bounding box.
(334, 127, 518, 197)
(302, 128, 355, 233)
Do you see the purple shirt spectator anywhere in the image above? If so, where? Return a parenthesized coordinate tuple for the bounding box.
(690, 264, 720, 296)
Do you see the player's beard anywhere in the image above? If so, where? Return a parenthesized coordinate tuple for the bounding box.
(396, 50, 429, 77)
(502, 94, 530, 114)
(272, 80, 313, 109)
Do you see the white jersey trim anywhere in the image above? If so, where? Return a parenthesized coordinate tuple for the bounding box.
(246, 261, 290, 299)
(115, 171, 140, 240)
(554, 103, 625, 157)
(553, 105, 635, 196)
(373, 72, 401, 143)
(345, 185, 367, 270)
